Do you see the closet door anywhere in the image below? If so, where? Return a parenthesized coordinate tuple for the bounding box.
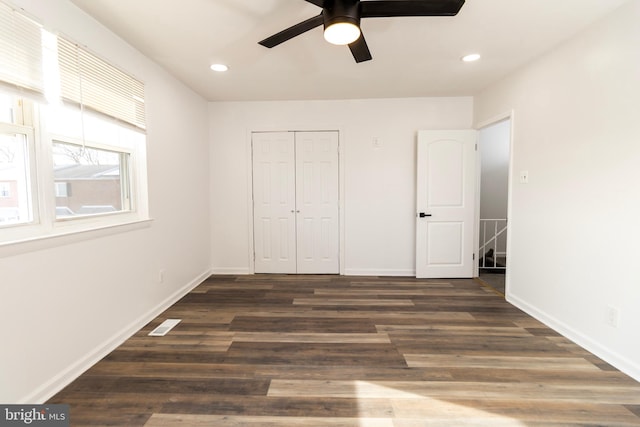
(252, 132, 297, 273)
(295, 131, 339, 274)
(252, 131, 339, 274)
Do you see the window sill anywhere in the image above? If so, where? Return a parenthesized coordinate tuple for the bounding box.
(0, 217, 153, 258)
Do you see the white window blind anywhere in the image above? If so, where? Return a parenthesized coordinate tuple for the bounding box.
(0, 1, 145, 130)
(0, 2, 44, 95)
(57, 38, 146, 130)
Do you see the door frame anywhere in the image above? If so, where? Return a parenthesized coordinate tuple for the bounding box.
(246, 127, 345, 275)
(474, 110, 515, 295)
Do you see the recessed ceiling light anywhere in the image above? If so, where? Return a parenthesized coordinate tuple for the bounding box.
(461, 53, 481, 62)
(210, 63, 229, 72)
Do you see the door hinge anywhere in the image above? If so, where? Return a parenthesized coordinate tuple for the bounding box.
(473, 253, 475, 260)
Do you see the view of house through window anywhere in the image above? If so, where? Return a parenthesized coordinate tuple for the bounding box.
(53, 141, 130, 218)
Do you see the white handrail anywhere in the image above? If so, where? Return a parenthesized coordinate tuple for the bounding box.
(479, 218, 507, 269)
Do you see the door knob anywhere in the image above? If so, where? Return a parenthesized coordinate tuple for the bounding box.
(418, 212, 432, 218)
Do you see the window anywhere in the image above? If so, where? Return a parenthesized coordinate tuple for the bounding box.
(54, 181, 68, 198)
(0, 3, 148, 246)
(53, 141, 131, 219)
(0, 127, 35, 226)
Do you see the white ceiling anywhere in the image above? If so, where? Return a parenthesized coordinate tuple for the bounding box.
(69, 0, 627, 102)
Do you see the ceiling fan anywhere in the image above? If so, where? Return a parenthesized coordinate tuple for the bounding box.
(259, 0, 466, 63)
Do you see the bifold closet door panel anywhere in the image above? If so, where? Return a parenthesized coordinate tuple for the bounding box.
(252, 132, 297, 274)
(295, 131, 339, 274)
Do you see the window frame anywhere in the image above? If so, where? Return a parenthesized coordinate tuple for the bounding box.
(0, 94, 149, 249)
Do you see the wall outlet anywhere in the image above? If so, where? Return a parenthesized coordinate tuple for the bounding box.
(606, 305, 620, 328)
(158, 269, 166, 284)
(519, 170, 529, 184)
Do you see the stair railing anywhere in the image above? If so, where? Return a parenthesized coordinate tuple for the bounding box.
(479, 218, 508, 269)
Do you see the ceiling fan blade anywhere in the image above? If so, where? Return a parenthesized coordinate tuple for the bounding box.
(349, 34, 372, 63)
(361, 0, 465, 18)
(259, 14, 324, 48)
(304, 0, 326, 6)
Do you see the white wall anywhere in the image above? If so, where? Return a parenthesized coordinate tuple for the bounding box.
(210, 97, 473, 276)
(479, 119, 510, 220)
(0, 0, 211, 402)
(475, 0, 640, 380)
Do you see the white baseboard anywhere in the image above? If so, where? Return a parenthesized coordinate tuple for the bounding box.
(212, 267, 416, 277)
(210, 267, 252, 275)
(507, 293, 640, 383)
(343, 268, 415, 277)
(22, 269, 212, 404)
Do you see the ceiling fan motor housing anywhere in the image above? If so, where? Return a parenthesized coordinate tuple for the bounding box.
(323, 0, 361, 30)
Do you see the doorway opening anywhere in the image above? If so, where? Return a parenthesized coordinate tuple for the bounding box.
(477, 119, 511, 295)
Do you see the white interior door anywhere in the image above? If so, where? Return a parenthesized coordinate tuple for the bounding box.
(252, 131, 339, 274)
(295, 132, 339, 274)
(252, 132, 297, 273)
(416, 130, 476, 278)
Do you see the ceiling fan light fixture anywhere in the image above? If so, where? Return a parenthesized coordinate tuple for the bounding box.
(324, 21, 361, 45)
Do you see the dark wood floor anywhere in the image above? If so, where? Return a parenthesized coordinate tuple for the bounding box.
(49, 275, 640, 426)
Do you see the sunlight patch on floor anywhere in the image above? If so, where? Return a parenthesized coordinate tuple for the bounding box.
(352, 381, 527, 427)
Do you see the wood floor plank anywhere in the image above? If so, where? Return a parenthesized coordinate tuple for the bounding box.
(377, 325, 534, 337)
(46, 274, 640, 426)
(223, 342, 408, 366)
(349, 281, 453, 287)
(232, 332, 391, 343)
(233, 310, 475, 321)
(83, 362, 263, 379)
(252, 365, 453, 381)
(268, 379, 640, 404)
(293, 297, 415, 306)
(390, 398, 640, 425)
(404, 354, 601, 371)
(61, 376, 271, 396)
(445, 367, 640, 386)
(313, 289, 488, 297)
(158, 394, 395, 418)
(229, 316, 377, 333)
(393, 334, 578, 357)
(144, 414, 394, 427)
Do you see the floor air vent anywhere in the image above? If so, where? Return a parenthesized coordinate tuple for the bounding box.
(148, 319, 181, 336)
